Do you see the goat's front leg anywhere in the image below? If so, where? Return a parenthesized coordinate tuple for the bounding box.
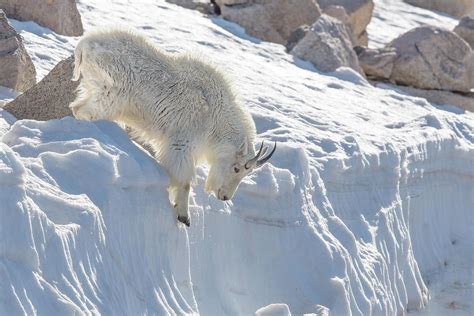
(173, 182, 191, 227)
(163, 139, 194, 227)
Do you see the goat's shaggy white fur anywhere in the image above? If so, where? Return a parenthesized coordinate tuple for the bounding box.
(70, 28, 260, 226)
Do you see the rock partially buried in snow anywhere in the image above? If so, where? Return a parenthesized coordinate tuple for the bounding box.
(454, 16, 474, 49)
(4, 56, 76, 120)
(0, 0, 83, 36)
(290, 15, 364, 76)
(317, 0, 374, 46)
(0, 10, 36, 92)
(355, 46, 397, 79)
(388, 26, 474, 92)
(403, 0, 474, 19)
(215, 0, 321, 44)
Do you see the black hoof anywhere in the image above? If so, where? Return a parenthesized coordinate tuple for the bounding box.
(177, 215, 190, 227)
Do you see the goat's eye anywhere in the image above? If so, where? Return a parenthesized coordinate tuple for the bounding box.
(234, 166, 240, 173)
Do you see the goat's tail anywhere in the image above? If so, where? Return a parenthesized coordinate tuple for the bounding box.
(72, 42, 84, 81)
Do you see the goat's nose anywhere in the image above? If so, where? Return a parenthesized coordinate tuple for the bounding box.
(223, 195, 229, 201)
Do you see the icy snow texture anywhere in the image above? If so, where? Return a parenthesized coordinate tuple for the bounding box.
(1, 0, 473, 315)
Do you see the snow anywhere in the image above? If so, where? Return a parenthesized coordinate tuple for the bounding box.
(1, 0, 473, 315)
(369, 0, 459, 48)
(9, 19, 77, 81)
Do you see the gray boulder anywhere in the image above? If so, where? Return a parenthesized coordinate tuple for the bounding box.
(404, 0, 474, 18)
(454, 16, 474, 49)
(285, 24, 310, 52)
(322, 5, 357, 45)
(4, 56, 77, 120)
(0, 0, 83, 36)
(388, 26, 474, 92)
(0, 10, 36, 92)
(215, 0, 321, 44)
(290, 15, 364, 75)
(316, 0, 374, 46)
(355, 46, 397, 79)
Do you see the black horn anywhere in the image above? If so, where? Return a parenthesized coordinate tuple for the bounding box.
(245, 141, 265, 169)
(256, 142, 276, 168)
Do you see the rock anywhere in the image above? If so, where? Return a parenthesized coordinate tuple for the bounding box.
(285, 24, 309, 52)
(388, 26, 474, 92)
(403, 0, 474, 19)
(454, 16, 474, 49)
(323, 5, 350, 24)
(323, 5, 357, 45)
(290, 15, 364, 75)
(389, 84, 474, 112)
(215, 0, 321, 44)
(0, 0, 83, 36)
(316, 0, 374, 46)
(4, 56, 77, 120)
(0, 10, 36, 92)
(358, 30, 369, 47)
(355, 46, 397, 79)
(166, 0, 214, 14)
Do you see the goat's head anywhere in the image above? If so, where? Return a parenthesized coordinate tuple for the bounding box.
(205, 140, 276, 201)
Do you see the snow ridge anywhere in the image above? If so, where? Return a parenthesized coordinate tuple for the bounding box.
(1, 0, 473, 314)
(1, 111, 472, 314)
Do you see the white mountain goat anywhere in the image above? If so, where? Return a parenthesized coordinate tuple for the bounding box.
(69, 28, 276, 226)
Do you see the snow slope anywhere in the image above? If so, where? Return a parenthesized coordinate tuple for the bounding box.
(368, 0, 458, 48)
(1, 0, 473, 314)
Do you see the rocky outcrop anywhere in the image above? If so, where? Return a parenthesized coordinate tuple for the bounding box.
(215, 0, 321, 44)
(290, 15, 364, 75)
(388, 26, 474, 92)
(403, 0, 474, 18)
(355, 46, 397, 79)
(4, 56, 76, 120)
(0, 0, 83, 36)
(454, 16, 474, 49)
(316, 0, 374, 46)
(0, 10, 36, 92)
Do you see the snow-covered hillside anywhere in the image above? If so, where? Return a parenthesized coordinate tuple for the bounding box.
(1, 0, 473, 315)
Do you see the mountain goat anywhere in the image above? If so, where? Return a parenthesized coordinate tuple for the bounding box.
(69, 28, 276, 227)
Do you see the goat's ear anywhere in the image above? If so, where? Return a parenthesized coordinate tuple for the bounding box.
(237, 139, 248, 157)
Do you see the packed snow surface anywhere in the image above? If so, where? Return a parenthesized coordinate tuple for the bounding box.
(1, 0, 473, 315)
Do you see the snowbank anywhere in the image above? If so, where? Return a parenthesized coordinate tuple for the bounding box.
(1, 0, 473, 314)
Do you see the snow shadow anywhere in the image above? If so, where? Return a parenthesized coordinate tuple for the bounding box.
(210, 17, 262, 44)
(10, 19, 55, 37)
(377, 83, 468, 115)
